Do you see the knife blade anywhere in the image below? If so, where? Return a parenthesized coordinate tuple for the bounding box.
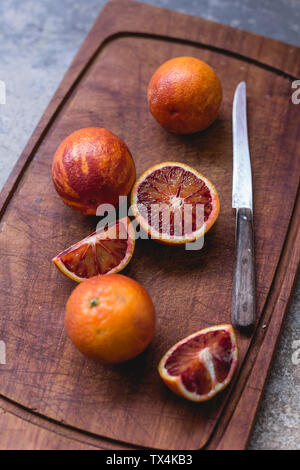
(231, 81, 256, 333)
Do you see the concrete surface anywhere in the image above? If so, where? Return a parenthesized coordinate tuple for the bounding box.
(0, 0, 299, 450)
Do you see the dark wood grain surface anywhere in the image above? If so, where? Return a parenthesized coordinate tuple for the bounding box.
(231, 208, 256, 333)
(0, 0, 299, 450)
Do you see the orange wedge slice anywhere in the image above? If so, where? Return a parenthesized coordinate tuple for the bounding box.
(52, 217, 135, 282)
(158, 324, 238, 402)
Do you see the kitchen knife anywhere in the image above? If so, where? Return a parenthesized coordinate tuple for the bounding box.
(231, 81, 256, 333)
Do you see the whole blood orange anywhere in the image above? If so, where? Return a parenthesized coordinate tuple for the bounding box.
(52, 217, 135, 282)
(148, 56, 222, 134)
(65, 274, 155, 363)
(52, 127, 136, 214)
(131, 162, 219, 245)
(158, 325, 238, 402)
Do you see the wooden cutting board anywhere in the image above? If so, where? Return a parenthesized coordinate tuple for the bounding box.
(0, 0, 299, 450)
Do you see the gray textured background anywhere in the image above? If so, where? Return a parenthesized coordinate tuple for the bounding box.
(0, 0, 299, 450)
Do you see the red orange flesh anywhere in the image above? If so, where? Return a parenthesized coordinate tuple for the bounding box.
(158, 324, 238, 402)
(131, 162, 219, 245)
(52, 217, 135, 282)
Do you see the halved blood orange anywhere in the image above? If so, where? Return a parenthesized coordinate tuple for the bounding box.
(52, 217, 135, 282)
(131, 162, 219, 245)
(158, 324, 238, 402)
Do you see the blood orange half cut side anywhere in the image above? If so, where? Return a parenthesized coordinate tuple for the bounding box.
(158, 324, 238, 402)
(52, 217, 135, 282)
(131, 162, 219, 245)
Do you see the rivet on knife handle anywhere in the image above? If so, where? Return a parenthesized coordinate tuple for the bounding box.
(231, 208, 256, 333)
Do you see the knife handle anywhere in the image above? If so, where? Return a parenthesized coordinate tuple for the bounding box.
(231, 208, 256, 333)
